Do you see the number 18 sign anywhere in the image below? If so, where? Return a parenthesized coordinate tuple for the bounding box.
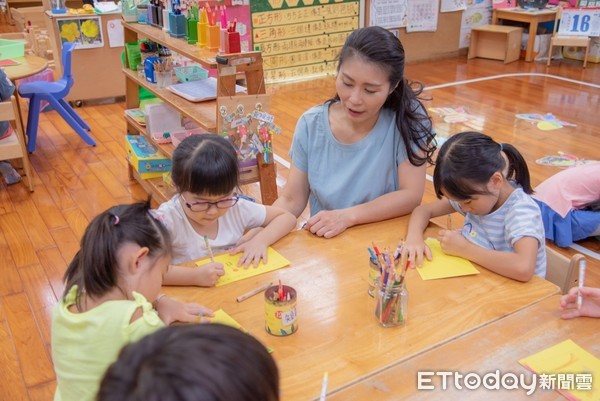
(558, 9, 600, 37)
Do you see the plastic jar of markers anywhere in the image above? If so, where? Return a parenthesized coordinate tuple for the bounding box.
(374, 280, 408, 328)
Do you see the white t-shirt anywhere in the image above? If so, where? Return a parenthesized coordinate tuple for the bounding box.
(155, 196, 267, 264)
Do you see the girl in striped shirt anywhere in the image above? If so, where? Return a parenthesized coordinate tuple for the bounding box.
(403, 131, 546, 281)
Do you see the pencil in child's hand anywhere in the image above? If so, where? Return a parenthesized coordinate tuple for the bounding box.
(447, 214, 452, 230)
(204, 235, 215, 263)
(577, 259, 586, 310)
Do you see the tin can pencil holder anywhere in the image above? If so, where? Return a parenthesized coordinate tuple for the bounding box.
(374, 280, 407, 328)
(265, 285, 298, 336)
(368, 258, 379, 297)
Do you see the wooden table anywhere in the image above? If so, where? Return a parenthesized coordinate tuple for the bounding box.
(3, 55, 49, 137)
(166, 216, 560, 401)
(492, 8, 557, 62)
(328, 295, 599, 400)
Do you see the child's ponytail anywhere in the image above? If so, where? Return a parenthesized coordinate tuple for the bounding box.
(499, 143, 533, 194)
(63, 201, 171, 309)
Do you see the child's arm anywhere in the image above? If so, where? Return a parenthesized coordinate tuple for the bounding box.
(230, 206, 296, 268)
(404, 199, 456, 267)
(153, 295, 214, 325)
(438, 232, 538, 282)
(163, 263, 224, 287)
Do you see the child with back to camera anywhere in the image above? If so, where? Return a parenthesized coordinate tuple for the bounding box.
(403, 131, 546, 281)
(51, 201, 213, 401)
(98, 323, 280, 401)
(155, 135, 296, 287)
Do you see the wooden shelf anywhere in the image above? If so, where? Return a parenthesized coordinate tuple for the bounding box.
(123, 22, 278, 205)
(123, 68, 217, 132)
(130, 167, 175, 205)
(122, 22, 218, 69)
(124, 112, 176, 158)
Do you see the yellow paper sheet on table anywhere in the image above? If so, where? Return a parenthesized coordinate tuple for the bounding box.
(208, 309, 245, 330)
(194, 247, 290, 287)
(417, 238, 480, 280)
(519, 339, 600, 401)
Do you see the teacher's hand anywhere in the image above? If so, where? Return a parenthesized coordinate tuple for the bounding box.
(306, 210, 349, 238)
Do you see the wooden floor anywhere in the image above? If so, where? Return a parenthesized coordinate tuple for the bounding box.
(1, 20, 599, 401)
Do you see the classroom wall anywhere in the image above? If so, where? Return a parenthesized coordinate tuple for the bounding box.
(365, 0, 466, 63)
(398, 12, 464, 62)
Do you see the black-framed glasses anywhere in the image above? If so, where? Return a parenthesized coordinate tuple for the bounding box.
(180, 193, 239, 212)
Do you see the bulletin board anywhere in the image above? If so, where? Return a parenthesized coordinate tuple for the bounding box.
(366, 0, 464, 62)
(250, 0, 360, 83)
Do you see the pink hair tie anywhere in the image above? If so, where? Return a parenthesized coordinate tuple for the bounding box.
(113, 215, 120, 225)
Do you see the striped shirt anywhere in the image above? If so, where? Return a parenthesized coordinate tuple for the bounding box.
(449, 187, 546, 278)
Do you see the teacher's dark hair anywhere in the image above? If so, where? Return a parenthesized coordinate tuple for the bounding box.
(330, 26, 436, 166)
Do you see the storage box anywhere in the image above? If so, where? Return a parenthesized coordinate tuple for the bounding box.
(0, 39, 25, 60)
(563, 37, 600, 63)
(125, 135, 172, 179)
(174, 65, 209, 82)
(468, 25, 524, 64)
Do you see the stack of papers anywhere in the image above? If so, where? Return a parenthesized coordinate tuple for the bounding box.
(94, 1, 120, 13)
(167, 77, 246, 102)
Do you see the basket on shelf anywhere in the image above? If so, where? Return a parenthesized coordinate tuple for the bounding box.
(174, 65, 209, 82)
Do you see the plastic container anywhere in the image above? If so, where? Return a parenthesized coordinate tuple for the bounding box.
(374, 280, 408, 328)
(50, 0, 66, 14)
(125, 41, 141, 70)
(137, 4, 148, 24)
(174, 65, 209, 82)
(0, 39, 25, 60)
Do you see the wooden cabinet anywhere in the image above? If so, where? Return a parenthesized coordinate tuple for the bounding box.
(122, 22, 277, 205)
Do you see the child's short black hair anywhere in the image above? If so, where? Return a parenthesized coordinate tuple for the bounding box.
(171, 135, 239, 196)
(98, 324, 279, 401)
(434, 131, 532, 200)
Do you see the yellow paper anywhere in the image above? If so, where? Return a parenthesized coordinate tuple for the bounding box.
(519, 339, 600, 401)
(208, 309, 273, 353)
(417, 238, 480, 280)
(194, 247, 290, 287)
(208, 309, 245, 330)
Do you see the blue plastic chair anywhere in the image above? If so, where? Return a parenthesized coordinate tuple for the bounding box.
(18, 42, 95, 153)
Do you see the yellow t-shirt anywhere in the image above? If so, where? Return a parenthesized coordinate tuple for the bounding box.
(52, 286, 164, 401)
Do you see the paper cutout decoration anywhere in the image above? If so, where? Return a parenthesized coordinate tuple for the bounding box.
(208, 309, 273, 353)
(515, 113, 576, 131)
(428, 107, 485, 131)
(519, 339, 600, 401)
(536, 152, 598, 167)
(417, 238, 480, 280)
(194, 247, 290, 287)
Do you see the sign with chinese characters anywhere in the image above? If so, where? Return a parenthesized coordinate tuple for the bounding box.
(250, 0, 359, 83)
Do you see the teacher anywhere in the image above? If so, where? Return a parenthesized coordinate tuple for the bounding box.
(274, 26, 436, 238)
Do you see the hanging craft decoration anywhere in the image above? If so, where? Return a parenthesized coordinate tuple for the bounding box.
(217, 94, 281, 164)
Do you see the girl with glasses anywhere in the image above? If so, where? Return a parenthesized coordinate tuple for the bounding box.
(155, 135, 296, 287)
